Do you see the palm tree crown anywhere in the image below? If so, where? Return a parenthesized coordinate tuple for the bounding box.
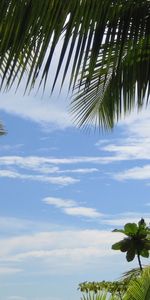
(112, 219, 150, 271)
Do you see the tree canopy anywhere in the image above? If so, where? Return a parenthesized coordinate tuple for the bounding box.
(112, 219, 150, 271)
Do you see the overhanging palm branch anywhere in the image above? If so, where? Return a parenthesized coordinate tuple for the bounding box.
(0, 1, 150, 129)
(71, 39, 150, 129)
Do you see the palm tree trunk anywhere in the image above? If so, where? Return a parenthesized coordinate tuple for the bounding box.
(137, 252, 143, 271)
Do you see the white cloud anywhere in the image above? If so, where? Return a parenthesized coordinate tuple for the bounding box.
(114, 165, 150, 181)
(103, 217, 150, 226)
(43, 196, 103, 218)
(0, 155, 132, 177)
(0, 267, 22, 275)
(0, 221, 123, 277)
(9, 247, 113, 263)
(96, 108, 150, 163)
(43, 197, 76, 208)
(0, 155, 107, 168)
(0, 156, 101, 176)
(64, 207, 102, 218)
(1, 212, 149, 276)
(0, 92, 72, 130)
(59, 168, 99, 174)
(0, 169, 78, 185)
(0, 216, 60, 233)
(0, 229, 121, 265)
(101, 212, 150, 227)
(0, 156, 100, 187)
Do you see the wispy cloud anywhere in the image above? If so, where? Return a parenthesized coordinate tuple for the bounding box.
(0, 156, 99, 187)
(0, 169, 78, 185)
(0, 156, 103, 175)
(0, 144, 24, 153)
(102, 217, 150, 226)
(0, 229, 121, 268)
(0, 216, 61, 234)
(43, 197, 76, 208)
(64, 207, 102, 218)
(0, 155, 114, 168)
(101, 212, 150, 227)
(43, 197, 103, 218)
(0, 267, 22, 275)
(59, 168, 99, 174)
(114, 165, 150, 181)
(1, 212, 149, 276)
(0, 93, 72, 130)
(96, 108, 150, 162)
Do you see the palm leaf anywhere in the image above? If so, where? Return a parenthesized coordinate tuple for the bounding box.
(121, 266, 150, 282)
(0, 1, 150, 129)
(123, 267, 150, 300)
(0, 121, 6, 136)
(81, 290, 119, 300)
(71, 39, 150, 129)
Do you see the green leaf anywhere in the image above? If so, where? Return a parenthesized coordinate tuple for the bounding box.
(126, 248, 136, 262)
(144, 241, 150, 250)
(124, 223, 138, 235)
(120, 239, 131, 252)
(112, 229, 125, 234)
(111, 241, 122, 250)
(140, 249, 149, 258)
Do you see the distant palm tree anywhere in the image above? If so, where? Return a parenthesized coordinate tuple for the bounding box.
(112, 219, 150, 271)
(0, 1, 150, 129)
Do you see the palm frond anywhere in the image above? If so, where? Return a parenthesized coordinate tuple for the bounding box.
(0, 121, 6, 136)
(0, 1, 150, 129)
(123, 267, 150, 300)
(80, 290, 119, 300)
(121, 265, 150, 282)
(71, 37, 150, 130)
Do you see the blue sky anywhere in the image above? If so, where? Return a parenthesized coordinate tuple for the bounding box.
(0, 80, 150, 300)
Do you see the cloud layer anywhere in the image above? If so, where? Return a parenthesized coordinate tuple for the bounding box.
(1, 212, 149, 277)
(0, 225, 121, 275)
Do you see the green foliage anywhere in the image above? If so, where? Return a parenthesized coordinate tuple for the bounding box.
(79, 279, 127, 298)
(79, 267, 150, 300)
(0, 1, 150, 129)
(121, 266, 150, 283)
(80, 291, 116, 300)
(124, 267, 150, 300)
(112, 219, 150, 268)
(79, 220, 150, 300)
